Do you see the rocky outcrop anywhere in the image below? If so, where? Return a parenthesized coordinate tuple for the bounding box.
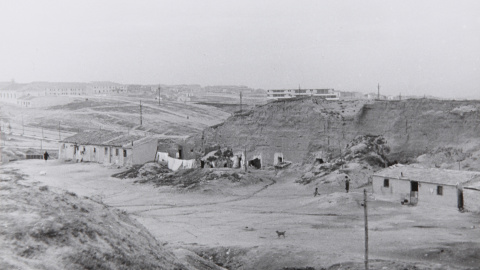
(191, 97, 480, 168)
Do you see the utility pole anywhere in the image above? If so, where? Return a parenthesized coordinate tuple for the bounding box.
(240, 91, 242, 113)
(140, 100, 143, 126)
(244, 146, 247, 172)
(158, 86, 161, 106)
(364, 189, 369, 270)
(377, 83, 380, 100)
(340, 143, 343, 169)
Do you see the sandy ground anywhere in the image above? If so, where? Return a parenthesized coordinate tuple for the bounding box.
(3, 160, 480, 269)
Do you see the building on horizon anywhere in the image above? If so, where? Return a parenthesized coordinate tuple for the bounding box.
(266, 88, 339, 100)
(87, 81, 127, 95)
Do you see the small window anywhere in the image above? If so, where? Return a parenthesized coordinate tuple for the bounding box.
(123, 150, 127, 157)
(383, 179, 389, 187)
(115, 149, 119, 156)
(437, 186, 443, 196)
(104, 147, 108, 155)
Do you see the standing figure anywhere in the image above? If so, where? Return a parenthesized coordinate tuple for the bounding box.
(43, 151, 49, 162)
(345, 176, 350, 193)
(456, 183, 464, 212)
(314, 187, 319, 197)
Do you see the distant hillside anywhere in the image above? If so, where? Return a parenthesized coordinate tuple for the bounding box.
(190, 97, 480, 168)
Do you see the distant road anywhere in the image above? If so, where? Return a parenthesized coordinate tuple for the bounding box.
(1, 121, 75, 142)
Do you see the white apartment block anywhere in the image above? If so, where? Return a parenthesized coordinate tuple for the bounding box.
(267, 88, 339, 100)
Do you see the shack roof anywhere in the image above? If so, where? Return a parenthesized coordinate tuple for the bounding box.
(61, 131, 153, 148)
(373, 164, 480, 186)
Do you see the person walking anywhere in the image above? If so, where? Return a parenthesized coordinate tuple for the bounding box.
(345, 176, 350, 193)
(314, 187, 319, 197)
(43, 151, 49, 162)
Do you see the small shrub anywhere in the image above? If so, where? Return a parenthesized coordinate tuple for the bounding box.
(65, 191, 77, 197)
(206, 156, 217, 162)
(223, 149, 233, 158)
(214, 149, 223, 157)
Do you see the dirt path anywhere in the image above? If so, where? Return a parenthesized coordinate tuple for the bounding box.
(120, 175, 277, 214)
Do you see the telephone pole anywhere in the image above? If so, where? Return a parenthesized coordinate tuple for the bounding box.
(244, 146, 247, 172)
(240, 92, 242, 113)
(377, 83, 380, 100)
(364, 189, 369, 270)
(140, 100, 143, 126)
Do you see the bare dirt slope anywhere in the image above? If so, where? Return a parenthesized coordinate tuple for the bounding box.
(4, 160, 480, 269)
(0, 164, 225, 270)
(193, 98, 480, 169)
(1, 96, 230, 138)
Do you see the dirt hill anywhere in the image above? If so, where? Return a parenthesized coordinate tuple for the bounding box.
(0, 167, 224, 270)
(191, 98, 480, 170)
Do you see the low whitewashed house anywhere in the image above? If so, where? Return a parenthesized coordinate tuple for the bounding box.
(59, 131, 157, 166)
(372, 164, 480, 210)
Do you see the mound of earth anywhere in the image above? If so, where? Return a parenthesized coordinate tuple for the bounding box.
(112, 162, 170, 179)
(416, 146, 480, 171)
(298, 135, 390, 186)
(0, 170, 224, 270)
(135, 168, 264, 191)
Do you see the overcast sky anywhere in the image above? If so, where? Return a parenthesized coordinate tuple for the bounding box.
(1, 0, 479, 98)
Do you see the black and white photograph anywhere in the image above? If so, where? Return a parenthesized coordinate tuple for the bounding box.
(1, 1, 479, 269)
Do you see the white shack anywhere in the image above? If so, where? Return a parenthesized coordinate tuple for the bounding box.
(372, 165, 480, 210)
(59, 130, 157, 166)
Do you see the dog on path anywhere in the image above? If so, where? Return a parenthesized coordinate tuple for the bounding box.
(276, 230, 286, 238)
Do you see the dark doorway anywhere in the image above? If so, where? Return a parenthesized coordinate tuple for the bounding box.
(457, 189, 464, 210)
(315, 158, 324, 164)
(411, 181, 419, 192)
(249, 158, 261, 169)
(178, 149, 183, 159)
(200, 160, 205, 168)
(410, 181, 419, 205)
(278, 156, 283, 163)
(238, 157, 242, 168)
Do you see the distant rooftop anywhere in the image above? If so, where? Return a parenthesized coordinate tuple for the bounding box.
(373, 164, 480, 186)
(62, 130, 151, 148)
